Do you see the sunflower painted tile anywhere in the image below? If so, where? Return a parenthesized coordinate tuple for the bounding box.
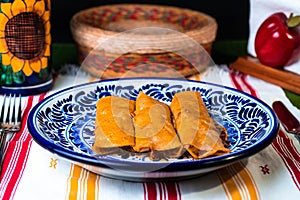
(0, 0, 52, 95)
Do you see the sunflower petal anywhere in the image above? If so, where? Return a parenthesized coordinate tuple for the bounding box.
(24, 0, 34, 12)
(0, 38, 8, 53)
(45, 32, 51, 44)
(0, 13, 8, 31)
(40, 57, 48, 69)
(45, 0, 51, 10)
(1, 52, 12, 66)
(11, 56, 25, 73)
(0, 30, 5, 38)
(33, 0, 45, 16)
(44, 20, 51, 35)
(11, 0, 26, 16)
(1, 3, 13, 18)
(30, 59, 41, 73)
(44, 42, 51, 57)
(42, 10, 50, 22)
(23, 61, 32, 76)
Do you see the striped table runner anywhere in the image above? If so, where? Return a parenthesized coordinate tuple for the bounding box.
(0, 65, 299, 200)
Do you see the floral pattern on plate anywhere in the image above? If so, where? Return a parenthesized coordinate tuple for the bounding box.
(28, 78, 279, 180)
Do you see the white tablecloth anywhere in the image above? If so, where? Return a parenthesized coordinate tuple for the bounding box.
(0, 64, 299, 200)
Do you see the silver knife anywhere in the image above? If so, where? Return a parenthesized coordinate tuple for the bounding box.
(272, 101, 300, 143)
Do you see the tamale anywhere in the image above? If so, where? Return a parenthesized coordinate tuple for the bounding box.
(133, 92, 183, 159)
(170, 91, 230, 159)
(92, 96, 135, 155)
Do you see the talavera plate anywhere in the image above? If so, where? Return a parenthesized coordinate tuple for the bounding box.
(27, 78, 279, 181)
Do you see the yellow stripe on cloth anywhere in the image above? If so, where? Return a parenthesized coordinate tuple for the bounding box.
(67, 164, 81, 200)
(86, 170, 99, 200)
(66, 164, 100, 200)
(217, 162, 260, 200)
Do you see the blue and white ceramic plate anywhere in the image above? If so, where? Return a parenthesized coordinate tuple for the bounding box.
(27, 78, 279, 181)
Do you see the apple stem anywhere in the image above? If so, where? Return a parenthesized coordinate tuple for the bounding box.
(287, 12, 300, 28)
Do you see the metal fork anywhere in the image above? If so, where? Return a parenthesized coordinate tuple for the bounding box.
(0, 93, 22, 174)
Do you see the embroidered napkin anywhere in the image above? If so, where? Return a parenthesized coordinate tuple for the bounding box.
(0, 64, 299, 200)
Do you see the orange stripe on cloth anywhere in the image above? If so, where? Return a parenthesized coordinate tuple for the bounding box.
(67, 164, 81, 200)
(86, 170, 99, 200)
(217, 162, 260, 200)
(66, 164, 99, 200)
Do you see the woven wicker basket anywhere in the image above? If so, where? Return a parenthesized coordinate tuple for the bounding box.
(70, 4, 217, 79)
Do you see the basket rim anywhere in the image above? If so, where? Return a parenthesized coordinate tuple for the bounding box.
(70, 3, 217, 36)
(70, 4, 217, 54)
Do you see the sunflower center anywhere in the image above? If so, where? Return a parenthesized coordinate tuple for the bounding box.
(5, 12, 45, 60)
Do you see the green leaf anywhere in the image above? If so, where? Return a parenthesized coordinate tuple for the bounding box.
(4, 66, 13, 85)
(287, 15, 300, 28)
(39, 68, 50, 80)
(13, 71, 25, 84)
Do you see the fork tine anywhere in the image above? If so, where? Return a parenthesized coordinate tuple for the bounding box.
(5, 93, 12, 124)
(0, 93, 22, 130)
(11, 94, 16, 124)
(17, 94, 22, 126)
(0, 93, 22, 174)
(0, 94, 6, 124)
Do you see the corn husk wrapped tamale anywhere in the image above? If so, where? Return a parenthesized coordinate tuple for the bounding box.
(133, 92, 183, 159)
(92, 96, 135, 155)
(170, 91, 230, 159)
